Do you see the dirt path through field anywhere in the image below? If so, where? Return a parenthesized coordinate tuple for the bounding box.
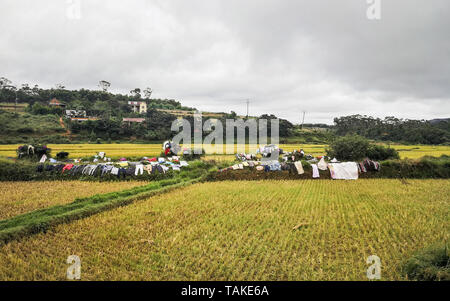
(59, 117, 71, 137)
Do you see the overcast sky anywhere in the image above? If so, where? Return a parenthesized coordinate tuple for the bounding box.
(1, 0, 449, 124)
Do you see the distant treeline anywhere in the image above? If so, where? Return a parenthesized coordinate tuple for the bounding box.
(302, 123, 333, 129)
(71, 112, 294, 142)
(333, 115, 449, 145)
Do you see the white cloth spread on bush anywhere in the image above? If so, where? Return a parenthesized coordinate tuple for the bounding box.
(311, 164, 320, 178)
(294, 162, 304, 174)
(318, 157, 328, 170)
(328, 162, 359, 180)
(135, 164, 144, 176)
(111, 167, 119, 175)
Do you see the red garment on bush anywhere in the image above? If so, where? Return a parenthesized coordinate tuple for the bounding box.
(62, 164, 74, 173)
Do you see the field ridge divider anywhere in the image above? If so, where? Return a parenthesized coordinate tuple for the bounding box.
(0, 176, 204, 245)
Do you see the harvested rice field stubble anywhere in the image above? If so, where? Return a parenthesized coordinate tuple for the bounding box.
(0, 179, 448, 280)
(0, 181, 147, 219)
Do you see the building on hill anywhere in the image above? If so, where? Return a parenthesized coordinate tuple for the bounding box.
(49, 98, 66, 108)
(65, 110, 86, 118)
(156, 108, 223, 118)
(122, 117, 146, 126)
(70, 117, 99, 122)
(128, 101, 147, 114)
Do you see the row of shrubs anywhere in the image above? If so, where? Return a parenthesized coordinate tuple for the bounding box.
(208, 156, 450, 181)
(1, 155, 449, 182)
(359, 156, 450, 179)
(0, 159, 212, 182)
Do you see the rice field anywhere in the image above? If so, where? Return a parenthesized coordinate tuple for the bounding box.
(390, 144, 450, 159)
(0, 143, 448, 160)
(0, 179, 448, 280)
(0, 181, 146, 220)
(0, 144, 327, 159)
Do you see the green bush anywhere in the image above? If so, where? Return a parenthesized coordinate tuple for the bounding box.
(327, 135, 399, 161)
(56, 152, 69, 160)
(16, 144, 51, 160)
(358, 156, 450, 179)
(0, 160, 40, 181)
(30, 103, 62, 115)
(182, 149, 205, 161)
(367, 144, 400, 160)
(327, 135, 370, 161)
(17, 127, 34, 134)
(404, 244, 449, 281)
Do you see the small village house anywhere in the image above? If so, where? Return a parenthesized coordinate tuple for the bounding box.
(70, 117, 100, 122)
(128, 101, 147, 114)
(49, 98, 66, 108)
(65, 110, 87, 118)
(122, 117, 146, 126)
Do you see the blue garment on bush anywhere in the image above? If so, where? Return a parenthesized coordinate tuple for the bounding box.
(269, 162, 281, 171)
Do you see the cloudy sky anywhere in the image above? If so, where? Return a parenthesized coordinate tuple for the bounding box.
(1, 0, 449, 124)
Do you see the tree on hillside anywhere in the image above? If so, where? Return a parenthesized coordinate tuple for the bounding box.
(0, 77, 12, 88)
(130, 88, 141, 99)
(92, 100, 109, 118)
(70, 100, 85, 110)
(143, 87, 152, 99)
(259, 114, 294, 137)
(98, 80, 111, 92)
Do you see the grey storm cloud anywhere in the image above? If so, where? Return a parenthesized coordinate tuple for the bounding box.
(0, 0, 449, 123)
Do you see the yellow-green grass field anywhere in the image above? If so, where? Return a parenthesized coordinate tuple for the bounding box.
(0, 181, 146, 220)
(0, 143, 448, 160)
(0, 179, 448, 280)
(0, 144, 326, 159)
(389, 144, 450, 159)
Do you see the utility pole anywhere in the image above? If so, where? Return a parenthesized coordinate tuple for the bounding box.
(301, 111, 306, 129)
(15, 90, 18, 112)
(246, 99, 250, 118)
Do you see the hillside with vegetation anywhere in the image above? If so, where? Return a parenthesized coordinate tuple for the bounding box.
(0, 78, 448, 145)
(0, 111, 66, 144)
(0, 79, 296, 144)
